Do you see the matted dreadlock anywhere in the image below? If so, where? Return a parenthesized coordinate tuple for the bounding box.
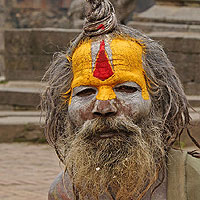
(41, 0, 191, 152)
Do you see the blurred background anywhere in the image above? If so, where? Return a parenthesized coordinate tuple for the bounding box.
(0, 0, 200, 199)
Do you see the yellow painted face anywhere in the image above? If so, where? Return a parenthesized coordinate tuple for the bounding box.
(67, 37, 149, 104)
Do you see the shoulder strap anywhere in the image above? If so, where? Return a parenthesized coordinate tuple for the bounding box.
(167, 149, 187, 200)
(186, 153, 200, 200)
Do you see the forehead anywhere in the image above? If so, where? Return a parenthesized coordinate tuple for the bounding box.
(72, 38, 144, 84)
(70, 37, 149, 100)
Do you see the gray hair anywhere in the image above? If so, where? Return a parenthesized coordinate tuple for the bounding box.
(41, 0, 190, 150)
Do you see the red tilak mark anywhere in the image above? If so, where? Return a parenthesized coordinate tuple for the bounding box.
(97, 24, 105, 30)
(93, 40, 114, 81)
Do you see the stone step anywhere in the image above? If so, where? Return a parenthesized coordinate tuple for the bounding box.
(0, 111, 45, 142)
(187, 96, 200, 107)
(127, 21, 200, 34)
(0, 109, 199, 146)
(133, 5, 200, 25)
(0, 80, 45, 110)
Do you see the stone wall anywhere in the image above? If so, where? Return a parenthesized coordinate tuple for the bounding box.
(0, 0, 5, 27)
(3, 0, 155, 29)
(149, 32, 200, 95)
(4, 0, 72, 29)
(4, 28, 81, 81)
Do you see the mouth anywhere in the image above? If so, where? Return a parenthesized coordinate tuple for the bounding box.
(99, 132, 115, 139)
(98, 131, 131, 139)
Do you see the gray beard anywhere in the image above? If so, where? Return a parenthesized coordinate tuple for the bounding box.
(59, 115, 166, 200)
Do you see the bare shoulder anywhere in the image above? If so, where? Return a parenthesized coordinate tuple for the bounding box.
(48, 172, 74, 200)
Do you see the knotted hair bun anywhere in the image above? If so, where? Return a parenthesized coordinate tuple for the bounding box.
(83, 0, 118, 36)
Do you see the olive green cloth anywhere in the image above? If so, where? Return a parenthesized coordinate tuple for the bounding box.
(167, 149, 200, 200)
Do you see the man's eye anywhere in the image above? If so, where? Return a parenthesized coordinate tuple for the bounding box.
(115, 85, 137, 93)
(76, 88, 96, 97)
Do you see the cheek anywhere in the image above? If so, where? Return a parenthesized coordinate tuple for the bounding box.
(68, 100, 94, 127)
(118, 95, 151, 120)
(121, 102, 141, 119)
(130, 100, 151, 119)
(139, 99, 151, 116)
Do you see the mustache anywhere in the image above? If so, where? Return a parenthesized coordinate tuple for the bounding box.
(73, 115, 142, 141)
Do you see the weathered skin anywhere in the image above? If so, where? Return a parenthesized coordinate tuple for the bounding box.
(68, 82, 151, 128)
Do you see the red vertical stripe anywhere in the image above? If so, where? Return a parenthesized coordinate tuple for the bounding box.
(93, 40, 114, 81)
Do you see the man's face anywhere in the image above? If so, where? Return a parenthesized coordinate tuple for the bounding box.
(63, 37, 165, 199)
(68, 37, 151, 127)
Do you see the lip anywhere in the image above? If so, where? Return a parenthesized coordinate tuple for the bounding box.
(99, 133, 115, 139)
(98, 131, 130, 139)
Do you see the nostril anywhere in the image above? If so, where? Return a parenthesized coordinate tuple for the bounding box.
(93, 112, 102, 117)
(92, 100, 117, 117)
(93, 111, 115, 117)
(104, 112, 115, 117)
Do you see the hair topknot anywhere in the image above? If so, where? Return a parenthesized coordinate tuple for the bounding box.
(83, 0, 118, 36)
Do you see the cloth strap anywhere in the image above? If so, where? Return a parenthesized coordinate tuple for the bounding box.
(167, 149, 200, 200)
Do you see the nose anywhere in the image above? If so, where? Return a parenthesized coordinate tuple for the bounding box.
(92, 100, 117, 117)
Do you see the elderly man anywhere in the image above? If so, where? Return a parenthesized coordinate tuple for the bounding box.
(41, 0, 200, 199)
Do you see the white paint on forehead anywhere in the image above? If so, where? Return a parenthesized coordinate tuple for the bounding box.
(104, 39, 114, 70)
(91, 40, 100, 71)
